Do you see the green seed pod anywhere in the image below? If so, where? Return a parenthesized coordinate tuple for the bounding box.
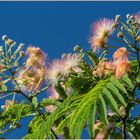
(117, 32, 124, 38)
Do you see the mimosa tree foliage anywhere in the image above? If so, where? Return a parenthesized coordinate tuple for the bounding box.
(0, 13, 140, 139)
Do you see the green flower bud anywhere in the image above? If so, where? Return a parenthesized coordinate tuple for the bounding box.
(19, 51, 25, 57)
(126, 20, 132, 24)
(130, 15, 134, 20)
(111, 23, 118, 29)
(132, 22, 138, 27)
(1, 105, 5, 110)
(136, 36, 140, 41)
(6, 39, 14, 46)
(115, 15, 121, 22)
(73, 45, 82, 52)
(119, 106, 126, 118)
(104, 50, 108, 54)
(61, 53, 66, 59)
(121, 26, 125, 31)
(2, 35, 8, 41)
(14, 61, 19, 66)
(18, 43, 24, 49)
(102, 58, 108, 62)
(117, 32, 124, 38)
(126, 14, 130, 19)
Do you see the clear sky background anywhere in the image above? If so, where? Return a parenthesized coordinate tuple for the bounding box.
(0, 1, 140, 138)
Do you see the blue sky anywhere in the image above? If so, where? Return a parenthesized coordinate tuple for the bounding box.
(0, 1, 140, 138)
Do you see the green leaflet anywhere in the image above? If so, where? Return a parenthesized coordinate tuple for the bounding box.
(25, 77, 127, 139)
(110, 76, 127, 94)
(107, 83, 126, 106)
(87, 101, 96, 138)
(121, 74, 134, 89)
(57, 114, 71, 134)
(76, 105, 91, 139)
(97, 95, 109, 125)
(103, 88, 119, 114)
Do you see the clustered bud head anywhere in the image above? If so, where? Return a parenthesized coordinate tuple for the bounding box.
(89, 18, 114, 51)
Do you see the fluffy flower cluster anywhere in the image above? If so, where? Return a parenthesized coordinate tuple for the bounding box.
(89, 18, 114, 51)
(47, 53, 82, 85)
(93, 47, 131, 79)
(17, 68, 46, 93)
(17, 46, 47, 93)
(26, 46, 46, 69)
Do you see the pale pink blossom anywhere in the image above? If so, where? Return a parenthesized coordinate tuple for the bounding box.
(135, 12, 140, 24)
(95, 123, 114, 139)
(47, 59, 64, 85)
(16, 68, 46, 93)
(89, 18, 114, 51)
(113, 47, 129, 62)
(46, 105, 57, 113)
(46, 86, 59, 113)
(62, 53, 82, 75)
(115, 60, 131, 79)
(93, 61, 116, 77)
(4, 100, 16, 111)
(48, 86, 59, 100)
(47, 54, 82, 85)
(26, 46, 46, 69)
